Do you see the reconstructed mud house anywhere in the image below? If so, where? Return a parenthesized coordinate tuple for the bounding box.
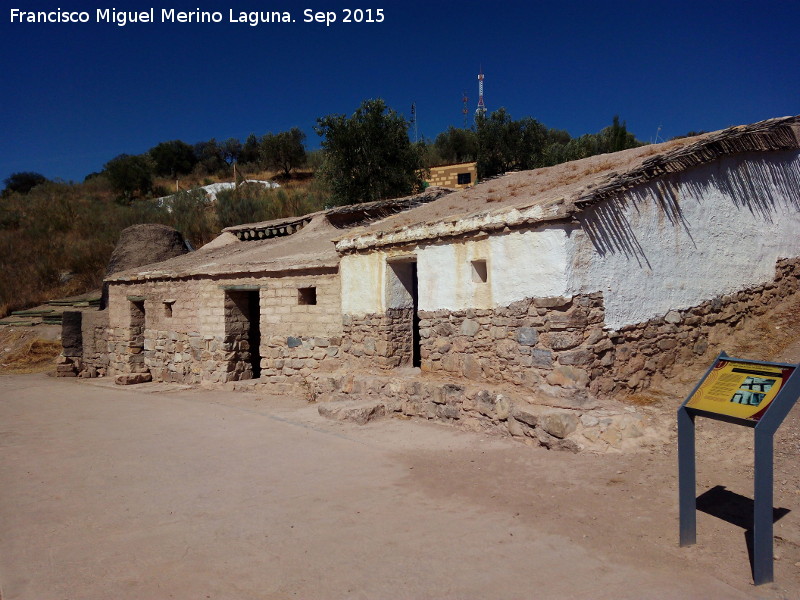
(95, 188, 452, 387)
(333, 116, 800, 398)
(71, 116, 800, 411)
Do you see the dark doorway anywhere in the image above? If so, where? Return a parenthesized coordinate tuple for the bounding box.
(247, 291, 261, 378)
(224, 289, 261, 379)
(410, 262, 420, 368)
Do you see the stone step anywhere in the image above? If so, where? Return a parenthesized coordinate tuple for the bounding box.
(317, 399, 387, 425)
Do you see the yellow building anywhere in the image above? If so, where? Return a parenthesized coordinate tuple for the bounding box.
(424, 162, 477, 189)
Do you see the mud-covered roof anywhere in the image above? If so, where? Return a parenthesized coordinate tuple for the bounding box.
(334, 115, 800, 252)
(106, 187, 454, 282)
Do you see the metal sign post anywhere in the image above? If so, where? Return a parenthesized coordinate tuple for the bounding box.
(677, 351, 800, 585)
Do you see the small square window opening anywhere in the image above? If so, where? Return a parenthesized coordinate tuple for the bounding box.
(457, 172, 472, 185)
(471, 260, 488, 283)
(163, 300, 175, 318)
(298, 287, 317, 305)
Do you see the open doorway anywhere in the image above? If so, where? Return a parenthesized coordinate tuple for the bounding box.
(387, 260, 420, 368)
(224, 289, 261, 379)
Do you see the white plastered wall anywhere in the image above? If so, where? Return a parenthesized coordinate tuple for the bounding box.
(340, 231, 572, 315)
(340, 150, 800, 326)
(568, 150, 800, 329)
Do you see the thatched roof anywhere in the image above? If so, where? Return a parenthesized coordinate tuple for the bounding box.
(105, 187, 453, 283)
(334, 115, 800, 253)
(106, 115, 800, 283)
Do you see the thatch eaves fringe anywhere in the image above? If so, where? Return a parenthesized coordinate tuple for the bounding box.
(572, 116, 800, 210)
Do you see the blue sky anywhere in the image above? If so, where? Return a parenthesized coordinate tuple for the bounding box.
(1, 0, 798, 182)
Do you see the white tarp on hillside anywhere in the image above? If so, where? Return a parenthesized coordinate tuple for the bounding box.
(156, 179, 280, 205)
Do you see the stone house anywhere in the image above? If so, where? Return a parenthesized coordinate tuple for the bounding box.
(96, 188, 452, 388)
(425, 162, 477, 189)
(69, 116, 799, 407)
(333, 116, 800, 397)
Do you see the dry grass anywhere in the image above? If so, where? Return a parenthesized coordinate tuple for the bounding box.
(584, 160, 615, 175)
(0, 334, 61, 374)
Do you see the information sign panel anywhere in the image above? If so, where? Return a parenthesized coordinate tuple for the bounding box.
(678, 352, 800, 585)
(685, 358, 795, 422)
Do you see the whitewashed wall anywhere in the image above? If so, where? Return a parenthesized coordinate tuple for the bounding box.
(341, 150, 800, 328)
(569, 150, 800, 329)
(340, 231, 572, 315)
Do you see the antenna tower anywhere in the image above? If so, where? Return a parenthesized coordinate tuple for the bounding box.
(462, 91, 469, 128)
(475, 69, 487, 120)
(410, 103, 418, 143)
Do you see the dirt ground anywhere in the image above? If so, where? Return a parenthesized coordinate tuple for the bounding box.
(2, 373, 800, 599)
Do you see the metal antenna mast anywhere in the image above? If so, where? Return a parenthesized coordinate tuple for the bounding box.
(410, 103, 418, 143)
(475, 68, 487, 121)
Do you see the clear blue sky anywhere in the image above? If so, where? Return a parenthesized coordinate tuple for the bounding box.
(1, 0, 798, 182)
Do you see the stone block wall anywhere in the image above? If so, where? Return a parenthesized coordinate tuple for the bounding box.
(425, 162, 477, 189)
(102, 270, 343, 385)
(143, 331, 232, 383)
(259, 335, 342, 392)
(418, 294, 606, 393)
(601, 257, 800, 393)
(341, 308, 414, 368)
(339, 258, 799, 398)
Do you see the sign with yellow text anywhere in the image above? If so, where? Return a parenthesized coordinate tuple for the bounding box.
(686, 359, 796, 421)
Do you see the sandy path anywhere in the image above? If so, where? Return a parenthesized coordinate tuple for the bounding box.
(1, 373, 798, 599)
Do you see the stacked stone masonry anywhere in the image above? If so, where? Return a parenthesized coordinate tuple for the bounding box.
(96, 271, 343, 385)
(341, 308, 414, 368)
(309, 371, 657, 453)
(603, 258, 800, 393)
(338, 258, 799, 398)
(417, 293, 605, 394)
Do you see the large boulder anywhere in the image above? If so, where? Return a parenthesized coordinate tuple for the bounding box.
(100, 224, 191, 309)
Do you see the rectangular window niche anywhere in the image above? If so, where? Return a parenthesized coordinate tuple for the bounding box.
(471, 260, 488, 283)
(298, 287, 317, 305)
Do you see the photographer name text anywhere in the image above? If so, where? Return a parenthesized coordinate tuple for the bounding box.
(9, 7, 385, 27)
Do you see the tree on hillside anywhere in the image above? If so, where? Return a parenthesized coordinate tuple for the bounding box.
(315, 99, 426, 204)
(239, 134, 260, 165)
(2, 171, 48, 196)
(260, 128, 307, 178)
(599, 116, 641, 153)
(221, 138, 242, 166)
(149, 140, 197, 178)
(476, 108, 547, 178)
(434, 127, 478, 165)
(103, 154, 154, 200)
(193, 139, 227, 175)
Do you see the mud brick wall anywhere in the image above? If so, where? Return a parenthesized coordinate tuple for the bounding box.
(103, 270, 343, 385)
(419, 293, 607, 392)
(141, 331, 230, 383)
(341, 308, 414, 368)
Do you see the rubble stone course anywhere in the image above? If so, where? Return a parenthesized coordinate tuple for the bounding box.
(306, 371, 656, 453)
(341, 308, 414, 368)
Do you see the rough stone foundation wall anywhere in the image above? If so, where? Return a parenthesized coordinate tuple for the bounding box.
(141, 331, 238, 383)
(419, 293, 606, 393)
(66, 310, 112, 378)
(259, 335, 342, 391)
(602, 257, 800, 393)
(311, 371, 657, 453)
(418, 258, 800, 396)
(341, 308, 414, 368)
